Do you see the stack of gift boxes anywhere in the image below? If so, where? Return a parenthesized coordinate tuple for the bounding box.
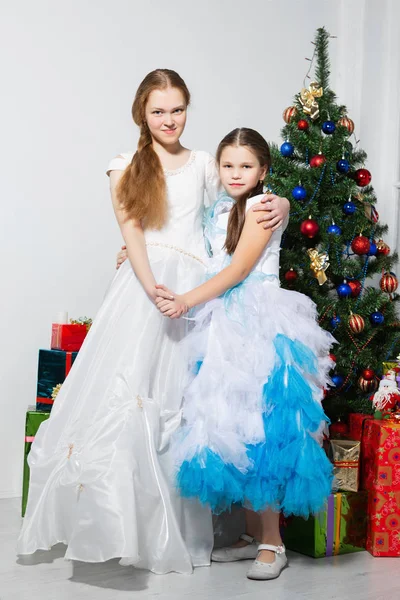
(284, 359, 400, 558)
(22, 314, 91, 516)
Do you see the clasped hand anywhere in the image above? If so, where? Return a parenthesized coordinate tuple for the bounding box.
(154, 284, 189, 319)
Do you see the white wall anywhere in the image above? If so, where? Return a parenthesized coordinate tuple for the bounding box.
(0, 0, 398, 498)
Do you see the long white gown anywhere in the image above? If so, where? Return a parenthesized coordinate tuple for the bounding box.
(17, 150, 219, 574)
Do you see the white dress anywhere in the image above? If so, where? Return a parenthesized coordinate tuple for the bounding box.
(17, 150, 220, 574)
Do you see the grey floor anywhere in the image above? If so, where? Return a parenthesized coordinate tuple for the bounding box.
(1, 498, 399, 600)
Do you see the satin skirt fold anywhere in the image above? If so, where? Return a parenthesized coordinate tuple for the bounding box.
(18, 246, 213, 574)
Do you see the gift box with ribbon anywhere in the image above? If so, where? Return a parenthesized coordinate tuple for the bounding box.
(361, 418, 400, 556)
(283, 492, 367, 558)
(51, 323, 88, 352)
(36, 349, 78, 411)
(330, 439, 361, 492)
(22, 409, 51, 516)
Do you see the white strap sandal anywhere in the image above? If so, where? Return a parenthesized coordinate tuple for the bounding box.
(246, 543, 288, 580)
(211, 533, 259, 562)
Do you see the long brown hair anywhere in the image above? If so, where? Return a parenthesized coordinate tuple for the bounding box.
(216, 128, 271, 254)
(117, 69, 191, 229)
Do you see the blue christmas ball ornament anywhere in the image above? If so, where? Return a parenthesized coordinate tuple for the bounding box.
(322, 120, 336, 134)
(292, 185, 307, 201)
(327, 223, 342, 235)
(280, 141, 294, 157)
(330, 315, 341, 328)
(343, 201, 356, 215)
(370, 311, 384, 326)
(331, 373, 344, 388)
(337, 281, 352, 298)
(368, 242, 378, 256)
(337, 158, 350, 173)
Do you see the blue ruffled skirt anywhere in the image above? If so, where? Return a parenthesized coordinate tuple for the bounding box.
(174, 277, 335, 517)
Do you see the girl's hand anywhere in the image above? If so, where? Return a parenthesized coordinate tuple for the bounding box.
(155, 285, 189, 319)
(252, 194, 290, 231)
(116, 245, 128, 269)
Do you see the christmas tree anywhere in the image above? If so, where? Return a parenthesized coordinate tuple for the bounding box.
(266, 27, 400, 418)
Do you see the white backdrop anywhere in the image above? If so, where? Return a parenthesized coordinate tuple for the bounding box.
(1, 0, 399, 497)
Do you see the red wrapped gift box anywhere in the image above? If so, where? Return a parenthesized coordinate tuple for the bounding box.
(348, 413, 373, 442)
(361, 419, 400, 556)
(51, 323, 87, 352)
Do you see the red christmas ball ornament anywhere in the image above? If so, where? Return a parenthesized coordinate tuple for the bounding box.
(297, 119, 309, 131)
(338, 116, 355, 134)
(377, 239, 391, 256)
(380, 272, 398, 294)
(329, 353, 337, 363)
(355, 168, 372, 187)
(362, 368, 375, 381)
(351, 234, 370, 255)
(348, 312, 365, 334)
(283, 106, 297, 123)
(358, 375, 379, 393)
(284, 268, 298, 283)
(310, 154, 327, 168)
(329, 419, 349, 437)
(348, 280, 362, 298)
(300, 217, 319, 239)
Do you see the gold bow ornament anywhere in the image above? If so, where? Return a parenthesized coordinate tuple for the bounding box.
(308, 248, 329, 285)
(299, 82, 323, 121)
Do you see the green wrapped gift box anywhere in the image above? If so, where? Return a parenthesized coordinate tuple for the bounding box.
(22, 409, 51, 516)
(284, 492, 367, 558)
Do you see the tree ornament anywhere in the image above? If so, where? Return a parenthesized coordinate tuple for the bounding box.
(355, 168, 372, 187)
(348, 280, 362, 298)
(351, 234, 370, 255)
(362, 368, 375, 381)
(380, 272, 398, 294)
(329, 353, 337, 363)
(358, 375, 378, 393)
(300, 217, 319, 239)
(343, 200, 356, 215)
(327, 222, 342, 235)
(307, 248, 329, 284)
(337, 280, 352, 299)
(299, 82, 323, 120)
(310, 153, 326, 168)
(330, 315, 341, 328)
(283, 106, 297, 123)
(330, 419, 348, 436)
(348, 312, 365, 334)
(322, 120, 336, 134)
(377, 239, 390, 256)
(284, 268, 298, 283)
(368, 241, 377, 256)
(370, 310, 385, 326)
(292, 185, 307, 201)
(336, 158, 350, 173)
(331, 373, 344, 388)
(297, 119, 309, 131)
(338, 116, 355, 134)
(280, 141, 294, 157)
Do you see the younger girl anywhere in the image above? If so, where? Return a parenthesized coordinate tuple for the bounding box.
(155, 128, 335, 581)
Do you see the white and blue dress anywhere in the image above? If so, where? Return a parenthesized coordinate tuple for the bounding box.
(174, 193, 335, 518)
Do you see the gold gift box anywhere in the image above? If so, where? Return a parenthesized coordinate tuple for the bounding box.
(330, 439, 361, 492)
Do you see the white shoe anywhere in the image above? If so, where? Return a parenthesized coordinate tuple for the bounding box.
(212, 534, 259, 562)
(246, 544, 288, 580)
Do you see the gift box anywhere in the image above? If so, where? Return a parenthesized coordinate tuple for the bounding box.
(348, 413, 373, 441)
(51, 323, 87, 352)
(22, 409, 50, 516)
(284, 492, 367, 558)
(331, 439, 361, 492)
(361, 419, 400, 556)
(36, 349, 77, 411)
